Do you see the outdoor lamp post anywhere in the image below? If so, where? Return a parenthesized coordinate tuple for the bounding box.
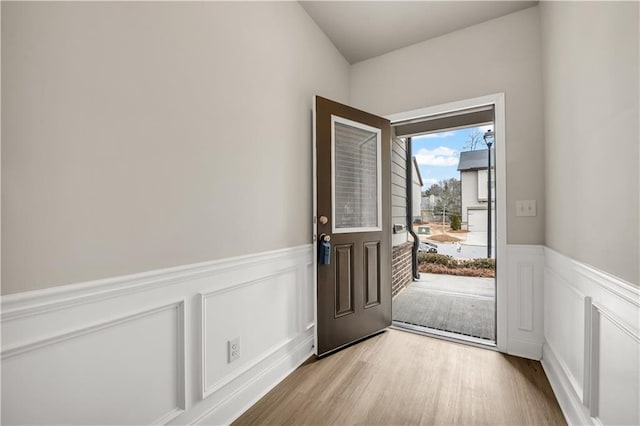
(483, 129, 494, 259)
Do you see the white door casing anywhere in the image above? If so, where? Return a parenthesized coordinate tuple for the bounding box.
(386, 93, 507, 353)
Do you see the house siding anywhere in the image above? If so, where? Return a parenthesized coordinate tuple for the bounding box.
(391, 136, 408, 247)
(390, 136, 413, 294)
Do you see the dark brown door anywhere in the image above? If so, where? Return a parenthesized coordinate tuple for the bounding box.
(314, 96, 391, 357)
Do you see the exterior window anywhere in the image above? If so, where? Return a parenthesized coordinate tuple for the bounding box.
(477, 169, 495, 201)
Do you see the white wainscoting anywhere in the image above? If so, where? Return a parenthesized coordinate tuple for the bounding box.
(541, 248, 640, 426)
(4, 243, 637, 425)
(1, 245, 315, 425)
(506, 245, 545, 360)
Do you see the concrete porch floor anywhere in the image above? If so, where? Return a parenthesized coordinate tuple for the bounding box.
(392, 273, 496, 341)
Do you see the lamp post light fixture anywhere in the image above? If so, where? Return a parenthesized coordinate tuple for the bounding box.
(483, 129, 495, 259)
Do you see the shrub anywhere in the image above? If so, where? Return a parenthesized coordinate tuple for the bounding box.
(465, 258, 496, 269)
(417, 253, 495, 271)
(418, 253, 458, 268)
(450, 214, 461, 230)
(419, 263, 495, 278)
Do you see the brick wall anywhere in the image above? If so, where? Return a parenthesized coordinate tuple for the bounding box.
(392, 241, 414, 296)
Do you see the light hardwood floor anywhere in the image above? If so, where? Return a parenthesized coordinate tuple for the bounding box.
(234, 329, 566, 425)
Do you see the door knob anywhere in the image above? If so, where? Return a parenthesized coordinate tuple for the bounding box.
(319, 215, 328, 225)
(319, 233, 331, 242)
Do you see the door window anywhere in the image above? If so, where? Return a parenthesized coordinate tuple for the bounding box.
(331, 115, 382, 233)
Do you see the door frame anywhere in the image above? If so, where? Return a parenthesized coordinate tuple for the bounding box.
(385, 93, 507, 353)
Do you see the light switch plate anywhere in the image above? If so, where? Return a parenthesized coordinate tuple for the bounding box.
(516, 200, 537, 217)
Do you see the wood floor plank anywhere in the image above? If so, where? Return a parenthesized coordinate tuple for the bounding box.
(233, 329, 566, 426)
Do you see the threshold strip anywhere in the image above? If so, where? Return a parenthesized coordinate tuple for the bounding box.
(391, 320, 496, 348)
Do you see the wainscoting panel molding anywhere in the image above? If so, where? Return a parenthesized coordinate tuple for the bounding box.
(200, 266, 299, 398)
(506, 245, 545, 360)
(4, 244, 637, 425)
(2, 301, 186, 425)
(1, 245, 314, 425)
(541, 248, 639, 426)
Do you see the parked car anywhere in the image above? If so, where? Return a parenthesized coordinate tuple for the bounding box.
(418, 241, 438, 253)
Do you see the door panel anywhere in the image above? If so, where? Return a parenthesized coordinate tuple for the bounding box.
(364, 241, 381, 308)
(334, 244, 355, 317)
(314, 96, 391, 356)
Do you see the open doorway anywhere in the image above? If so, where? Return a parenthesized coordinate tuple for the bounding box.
(387, 97, 503, 347)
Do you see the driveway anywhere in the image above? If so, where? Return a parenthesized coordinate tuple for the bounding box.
(431, 242, 487, 259)
(463, 231, 487, 246)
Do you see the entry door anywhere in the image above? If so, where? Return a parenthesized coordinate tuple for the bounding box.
(314, 96, 391, 357)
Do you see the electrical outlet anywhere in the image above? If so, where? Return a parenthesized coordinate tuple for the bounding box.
(228, 338, 240, 363)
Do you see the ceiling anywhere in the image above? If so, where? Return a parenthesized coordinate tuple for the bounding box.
(300, 1, 538, 64)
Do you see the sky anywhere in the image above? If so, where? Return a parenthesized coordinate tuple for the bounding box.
(413, 124, 492, 191)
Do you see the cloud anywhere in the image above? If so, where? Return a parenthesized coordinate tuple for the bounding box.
(428, 146, 457, 156)
(414, 146, 459, 167)
(420, 131, 455, 139)
(423, 178, 439, 186)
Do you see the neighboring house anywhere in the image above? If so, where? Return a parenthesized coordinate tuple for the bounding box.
(412, 156, 423, 223)
(457, 149, 495, 233)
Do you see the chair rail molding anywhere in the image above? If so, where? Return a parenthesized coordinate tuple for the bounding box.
(1, 245, 312, 322)
(1, 244, 315, 425)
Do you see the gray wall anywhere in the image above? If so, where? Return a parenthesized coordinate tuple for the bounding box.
(5, 2, 637, 295)
(540, 1, 639, 285)
(2, 2, 350, 294)
(391, 136, 408, 246)
(350, 6, 545, 246)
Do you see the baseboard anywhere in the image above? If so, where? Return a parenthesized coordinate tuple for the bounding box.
(507, 337, 542, 360)
(193, 334, 314, 425)
(541, 343, 593, 426)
